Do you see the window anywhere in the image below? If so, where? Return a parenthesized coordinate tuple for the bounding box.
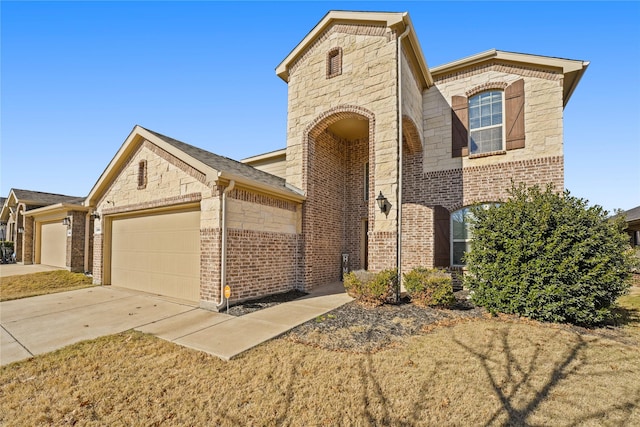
(326, 47, 342, 78)
(137, 160, 147, 189)
(469, 91, 503, 155)
(451, 79, 525, 158)
(451, 207, 473, 266)
(364, 162, 369, 201)
(451, 204, 497, 266)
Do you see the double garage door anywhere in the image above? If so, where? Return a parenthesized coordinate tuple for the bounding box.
(110, 210, 201, 302)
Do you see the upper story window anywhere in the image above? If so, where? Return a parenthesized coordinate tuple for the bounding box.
(469, 91, 504, 155)
(451, 79, 525, 158)
(326, 47, 342, 79)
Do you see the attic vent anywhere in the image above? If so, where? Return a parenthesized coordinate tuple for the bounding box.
(137, 160, 147, 189)
(327, 47, 342, 79)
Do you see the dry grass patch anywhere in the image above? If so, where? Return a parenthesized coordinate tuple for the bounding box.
(0, 270, 94, 301)
(2, 317, 640, 425)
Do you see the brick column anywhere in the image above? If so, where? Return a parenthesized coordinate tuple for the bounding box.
(67, 211, 86, 273)
(22, 216, 34, 264)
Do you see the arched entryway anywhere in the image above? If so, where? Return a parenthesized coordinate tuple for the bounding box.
(302, 105, 375, 289)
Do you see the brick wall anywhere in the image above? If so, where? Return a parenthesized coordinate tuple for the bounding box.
(92, 233, 103, 285)
(200, 227, 221, 304)
(22, 216, 34, 264)
(66, 210, 86, 272)
(225, 229, 300, 302)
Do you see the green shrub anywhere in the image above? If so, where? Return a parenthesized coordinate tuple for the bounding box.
(404, 267, 456, 307)
(464, 183, 634, 326)
(344, 269, 397, 306)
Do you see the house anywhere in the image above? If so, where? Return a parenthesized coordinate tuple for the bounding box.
(14, 10, 588, 309)
(624, 206, 640, 247)
(0, 189, 89, 270)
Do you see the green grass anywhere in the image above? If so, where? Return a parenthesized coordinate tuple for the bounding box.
(0, 270, 94, 301)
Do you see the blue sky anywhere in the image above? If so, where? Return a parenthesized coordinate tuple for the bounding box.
(2, 1, 639, 213)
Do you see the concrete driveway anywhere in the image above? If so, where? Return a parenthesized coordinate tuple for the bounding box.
(0, 264, 64, 277)
(0, 286, 207, 365)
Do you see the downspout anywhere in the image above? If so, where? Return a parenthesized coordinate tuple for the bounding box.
(84, 212, 91, 274)
(216, 179, 235, 311)
(396, 24, 410, 303)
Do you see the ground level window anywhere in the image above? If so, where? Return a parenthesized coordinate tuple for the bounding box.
(451, 207, 472, 266)
(451, 204, 496, 266)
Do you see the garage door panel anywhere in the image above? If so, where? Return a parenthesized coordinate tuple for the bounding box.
(111, 210, 200, 302)
(40, 222, 67, 268)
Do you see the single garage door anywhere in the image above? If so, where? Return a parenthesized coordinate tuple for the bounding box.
(110, 210, 200, 302)
(40, 222, 67, 268)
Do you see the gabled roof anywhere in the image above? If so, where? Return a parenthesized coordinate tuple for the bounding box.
(624, 205, 640, 224)
(1, 189, 84, 221)
(276, 10, 433, 89)
(11, 189, 83, 206)
(430, 49, 589, 108)
(85, 125, 305, 207)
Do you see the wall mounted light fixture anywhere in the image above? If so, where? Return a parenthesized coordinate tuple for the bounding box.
(62, 217, 71, 227)
(376, 191, 389, 214)
(17, 227, 24, 234)
(91, 212, 100, 220)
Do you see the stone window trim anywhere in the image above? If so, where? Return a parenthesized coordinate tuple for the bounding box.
(326, 47, 342, 79)
(466, 81, 509, 98)
(137, 160, 147, 189)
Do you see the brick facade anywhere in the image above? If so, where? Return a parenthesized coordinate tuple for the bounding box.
(67, 210, 87, 273)
(226, 229, 300, 302)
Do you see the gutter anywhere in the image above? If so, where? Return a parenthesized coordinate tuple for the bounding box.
(396, 24, 411, 303)
(216, 178, 236, 311)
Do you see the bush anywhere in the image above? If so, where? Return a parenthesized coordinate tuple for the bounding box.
(464, 183, 635, 326)
(344, 269, 397, 306)
(404, 267, 456, 307)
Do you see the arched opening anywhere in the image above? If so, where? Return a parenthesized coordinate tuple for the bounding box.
(303, 106, 374, 289)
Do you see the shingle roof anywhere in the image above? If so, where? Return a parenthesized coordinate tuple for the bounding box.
(12, 189, 84, 207)
(624, 206, 640, 223)
(143, 127, 294, 193)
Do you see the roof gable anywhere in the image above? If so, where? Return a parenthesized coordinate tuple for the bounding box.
(430, 49, 589, 108)
(85, 126, 304, 207)
(276, 10, 433, 89)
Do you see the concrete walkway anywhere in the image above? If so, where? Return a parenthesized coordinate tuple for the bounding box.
(1, 283, 351, 366)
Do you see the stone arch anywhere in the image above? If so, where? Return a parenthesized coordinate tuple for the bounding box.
(402, 116, 422, 154)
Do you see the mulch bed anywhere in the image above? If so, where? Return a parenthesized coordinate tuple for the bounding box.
(284, 290, 486, 353)
(222, 290, 308, 316)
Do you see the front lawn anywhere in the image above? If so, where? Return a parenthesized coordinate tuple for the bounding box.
(0, 270, 94, 301)
(2, 300, 639, 425)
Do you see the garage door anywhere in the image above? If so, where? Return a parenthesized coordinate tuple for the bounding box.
(40, 222, 67, 268)
(110, 210, 200, 302)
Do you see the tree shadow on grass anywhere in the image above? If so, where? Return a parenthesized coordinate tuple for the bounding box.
(452, 325, 640, 426)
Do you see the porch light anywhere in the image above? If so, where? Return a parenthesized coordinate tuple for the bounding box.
(376, 191, 389, 214)
(17, 227, 24, 234)
(62, 217, 71, 227)
(91, 212, 100, 220)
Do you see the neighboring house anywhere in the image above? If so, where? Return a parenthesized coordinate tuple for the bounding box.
(0, 189, 88, 270)
(80, 10, 587, 309)
(0, 197, 6, 241)
(624, 206, 640, 247)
